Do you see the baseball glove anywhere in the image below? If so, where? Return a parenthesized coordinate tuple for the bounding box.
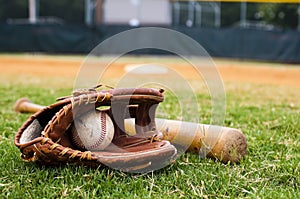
(14, 86, 177, 173)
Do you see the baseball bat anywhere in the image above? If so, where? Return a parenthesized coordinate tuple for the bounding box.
(14, 98, 45, 113)
(14, 98, 247, 163)
(125, 118, 247, 163)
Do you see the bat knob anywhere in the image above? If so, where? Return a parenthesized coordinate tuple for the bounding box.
(14, 98, 45, 113)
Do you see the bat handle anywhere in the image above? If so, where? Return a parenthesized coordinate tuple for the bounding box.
(14, 98, 45, 113)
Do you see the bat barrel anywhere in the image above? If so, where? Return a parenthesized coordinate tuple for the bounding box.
(125, 118, 247, 163)
(14, 98, 45, 113)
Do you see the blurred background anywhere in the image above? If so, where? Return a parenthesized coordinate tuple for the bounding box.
(0, 0, 300, 62)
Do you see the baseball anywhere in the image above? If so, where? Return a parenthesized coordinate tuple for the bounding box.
(71, 110, 114, 151)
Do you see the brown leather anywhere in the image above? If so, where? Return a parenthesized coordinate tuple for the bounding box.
(15, 87, 177, 173)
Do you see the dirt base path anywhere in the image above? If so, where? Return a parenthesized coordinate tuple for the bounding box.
(1, 55, 300, 88)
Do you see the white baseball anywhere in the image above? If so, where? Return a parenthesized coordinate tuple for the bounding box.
(71, 110, 114, 151)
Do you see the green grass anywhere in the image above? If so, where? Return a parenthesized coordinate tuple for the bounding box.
(1, 78, 299, 198)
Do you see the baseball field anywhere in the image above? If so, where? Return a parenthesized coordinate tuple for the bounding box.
(0, 54, 299, 198)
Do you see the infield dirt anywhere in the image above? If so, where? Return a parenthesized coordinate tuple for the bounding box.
(1, 54, 300, 89)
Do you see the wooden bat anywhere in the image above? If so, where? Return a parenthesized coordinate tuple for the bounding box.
(125, 118, 247, 163)
(14, 98, 247, 163)
(14, 98, 45, 113)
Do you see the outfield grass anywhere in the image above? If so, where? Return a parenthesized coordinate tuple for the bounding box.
(0, 62, 299, 198)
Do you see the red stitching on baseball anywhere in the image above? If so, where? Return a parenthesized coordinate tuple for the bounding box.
(88, 112, 107, 150)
